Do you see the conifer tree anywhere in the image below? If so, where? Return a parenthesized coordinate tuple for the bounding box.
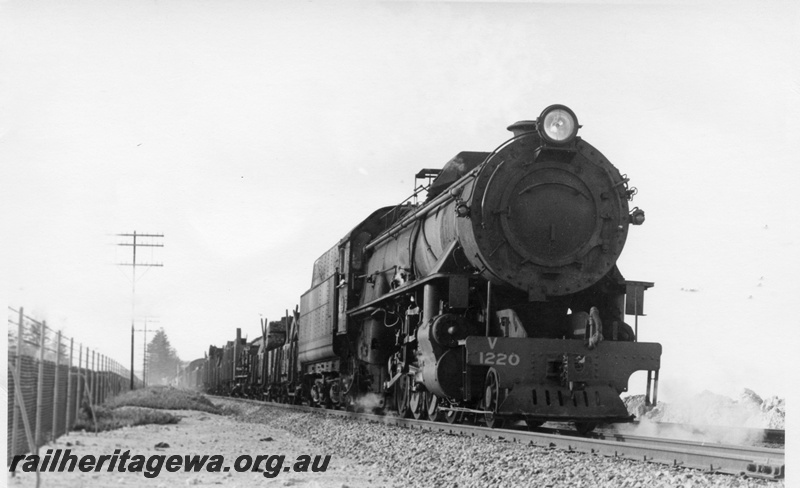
(146, 328, 180, 384)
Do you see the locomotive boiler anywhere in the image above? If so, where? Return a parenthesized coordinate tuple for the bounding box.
(289, 104, 661, 432)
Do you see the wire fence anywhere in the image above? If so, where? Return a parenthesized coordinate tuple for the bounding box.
(7, 306, 142, 465)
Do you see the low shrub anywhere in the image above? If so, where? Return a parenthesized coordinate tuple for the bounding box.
(72, 387, 231, 433)
(73, 405, 180, 433)
(104, 386, 220, 413)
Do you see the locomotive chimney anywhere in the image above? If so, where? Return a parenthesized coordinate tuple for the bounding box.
(507, 120, 537, 137)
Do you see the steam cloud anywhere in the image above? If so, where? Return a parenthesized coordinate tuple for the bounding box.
(621, 388, 784, 445)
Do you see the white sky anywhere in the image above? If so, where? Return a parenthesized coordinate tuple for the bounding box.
(2, 0, 799, 406)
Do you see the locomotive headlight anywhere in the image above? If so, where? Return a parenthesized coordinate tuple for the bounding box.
(629, 208, 646, 225)
(538, 105, 579, 144)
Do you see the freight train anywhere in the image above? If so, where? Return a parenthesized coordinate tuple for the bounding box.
(181, 105, 662, 433)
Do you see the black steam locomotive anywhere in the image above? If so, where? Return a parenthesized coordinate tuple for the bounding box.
(186, 105, 661, 433)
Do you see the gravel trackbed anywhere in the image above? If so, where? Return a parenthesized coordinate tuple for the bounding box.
(8, 397, 784, 488)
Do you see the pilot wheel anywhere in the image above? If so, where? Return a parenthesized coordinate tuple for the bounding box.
(483, 368, 505, 428)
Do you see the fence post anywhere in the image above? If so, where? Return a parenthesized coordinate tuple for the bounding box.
(94, 353, 98, 404)
(107, 356, 111, 400)
(101, 355, 107, 403)
(65, 338, 74, 432)
(75, 344, 82, 422)
(98, 355, 103, 404)
(34, 321, 47, 448)
(52, 330, 62, 441)
(94, 350, 99, 404)
(89, 349, 94, 406)
(94, 352, 99, 404)
(89, 348, 93, 404)
(97, 351, 102, 404)
(98, 355, 102, 403)
(11, 307, 24, 458)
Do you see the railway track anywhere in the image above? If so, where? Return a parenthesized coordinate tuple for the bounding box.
(220, 396, 785, 480)
(605, 421, 786, 447)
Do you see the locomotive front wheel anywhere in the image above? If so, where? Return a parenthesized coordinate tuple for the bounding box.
(427, 393, 448, 422)
(409, 390, 426, 420)
(483, 368, 505, 428)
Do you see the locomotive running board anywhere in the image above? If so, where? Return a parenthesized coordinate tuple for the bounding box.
(347, 272, 470, 317)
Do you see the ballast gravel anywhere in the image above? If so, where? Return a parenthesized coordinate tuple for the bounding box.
(230, 400, 784, 488)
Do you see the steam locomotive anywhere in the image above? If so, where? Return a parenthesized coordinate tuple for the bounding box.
(186, 105, 662, 433)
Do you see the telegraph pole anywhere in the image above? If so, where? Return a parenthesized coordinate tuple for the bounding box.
(136, 317, 159, 387)
(117, 231, 163, 390)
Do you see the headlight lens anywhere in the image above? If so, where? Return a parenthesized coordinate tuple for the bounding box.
(538, 105, 579, 144)
(630, 208, 645, 225)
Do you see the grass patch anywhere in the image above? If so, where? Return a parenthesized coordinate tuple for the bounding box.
(71, 387, 235, 433)
(73, 405, 180, 433)
(104, 386, 222, 413)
